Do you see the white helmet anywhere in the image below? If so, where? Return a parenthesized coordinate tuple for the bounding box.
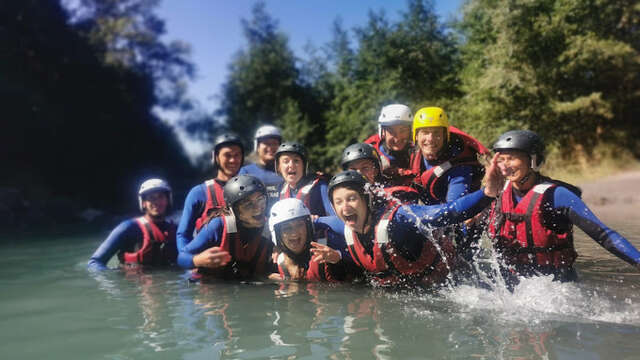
(377, 104, 412, 138)
(254, 125, 282, 152)
(268, 198, 311, 246)
(138, 178, 172, 212)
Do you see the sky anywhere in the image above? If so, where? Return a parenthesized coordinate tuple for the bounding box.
(155, 0, 463, 158)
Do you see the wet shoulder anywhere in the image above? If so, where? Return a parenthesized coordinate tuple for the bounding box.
(315, 216, 344, 235)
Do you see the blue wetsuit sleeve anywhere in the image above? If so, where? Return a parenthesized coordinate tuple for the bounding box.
(319, 182, 336, 216)
(553, 187, 640, 265)
(401, 189, 493, 228)
(88, 220, 140, 270)
(176, 185, 206, 252)
(238, 165, 249, 175)
(445, 166, 474, 202)
(177, 217, 224, 269)
(315, 216, 350, 261)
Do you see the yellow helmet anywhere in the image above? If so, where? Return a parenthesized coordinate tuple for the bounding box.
(412, 107, 449, 142)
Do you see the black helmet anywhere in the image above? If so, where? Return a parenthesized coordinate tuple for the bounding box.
(493, 130, 545, 169)
(340, 143, 381, 170)
(223, 175, 267, 208)
(327, 170, 368, 200)
(275, 142, 308, 174)
(213, 132, 245, 168)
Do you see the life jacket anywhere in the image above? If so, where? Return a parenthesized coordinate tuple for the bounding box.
(275, 234, 339, 282)
(195, 179, 226, 232)
(122, 217, 177, 266)
(410, 126, 489, 204)
(488, 181, 577, 269)
(382, 185, 420, 204)
(197, 215, 273, 280)
(279, 176, 321, 211)
(342, 203, 453, 286)
(364, 134, 415, 186)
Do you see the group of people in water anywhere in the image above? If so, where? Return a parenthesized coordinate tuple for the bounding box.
(89, 104, 640, 288)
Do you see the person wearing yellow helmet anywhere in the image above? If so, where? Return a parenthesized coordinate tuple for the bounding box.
(410, 107, 490, 205)
(363, 104, 416, 186)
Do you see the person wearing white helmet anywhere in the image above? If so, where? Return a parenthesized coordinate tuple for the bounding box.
(364, 104, 416, 186)
(177, 132, 245, 252)
(268, 198, 351, 282)
(239, 125, 284, 208)
(88, 178, 177, 270)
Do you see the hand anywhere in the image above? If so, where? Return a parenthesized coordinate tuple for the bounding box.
(192, 247, 231, 269)
(483, 153, 504, 198)
(310, 242, 341, 264)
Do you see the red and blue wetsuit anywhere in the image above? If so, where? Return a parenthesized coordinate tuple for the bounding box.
(364, 134, 414, 186)
(177, 179, 226, 251)
(410, 126, 489, 205)
(178, 216, 275, 280)
(88, 217, 177, 270)
(488, 178, 640, 280)
(273, 228, 356, 282)
(317, 189, 493, 286)
(278, 175, 336, 217)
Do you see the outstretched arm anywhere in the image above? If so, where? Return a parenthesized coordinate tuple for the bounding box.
(88, 220, 140, 270)
(554, 187, 640, 268)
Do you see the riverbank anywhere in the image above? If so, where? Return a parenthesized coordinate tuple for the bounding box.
(577, 170, 640, 223)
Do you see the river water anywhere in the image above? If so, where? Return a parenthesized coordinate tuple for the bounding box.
(1, 213, 639, 360)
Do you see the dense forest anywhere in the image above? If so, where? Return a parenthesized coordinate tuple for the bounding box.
(1, 0, 639, 229)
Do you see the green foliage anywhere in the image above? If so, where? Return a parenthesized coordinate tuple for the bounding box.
(455, 0, 640, 156)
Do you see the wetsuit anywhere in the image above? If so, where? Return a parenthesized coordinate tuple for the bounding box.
(319, 189, 493, 285)
(177, 179, 226, 251)
(177, 216, 275, 280)
(488, 178, 640, 281)
(88, 218, 177, 270)
(279, 175, 336, 217)
(364, 134, 414, 186)
(239, 162, 283, 209)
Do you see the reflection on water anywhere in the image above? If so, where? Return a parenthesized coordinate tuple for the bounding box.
(0, 223, 639, 359)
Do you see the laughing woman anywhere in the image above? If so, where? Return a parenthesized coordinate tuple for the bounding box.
(177, 175, 275, 281)
(275, 142, 335, 217)
(268, 198, 353, 282)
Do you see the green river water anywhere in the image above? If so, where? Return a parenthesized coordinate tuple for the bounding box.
(1, 215, 639, 360)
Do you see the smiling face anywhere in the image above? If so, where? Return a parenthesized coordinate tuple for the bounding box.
(277, 153, 304, 187)
(216, 145, 243, 180)
(257, 137, 280, 165)
(331, 186, 368, 234)
(496, 150, 531, 183)
(416, 127, 446, 160)
(234, 192, 267, 228)
(141, 191, 169, 219)
(278, 217, 308, 255)
(382, 124, 411, 151)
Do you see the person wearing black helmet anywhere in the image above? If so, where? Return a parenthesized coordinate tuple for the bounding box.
(486, 130, 640, 283)
(320, 157, 504, 287)
(177, 133, 245, 251)
(88, 178, 177, 270)
(177, 174, 275, 280)
(341, 142, 419, 204)
(275, 142, 335, 217)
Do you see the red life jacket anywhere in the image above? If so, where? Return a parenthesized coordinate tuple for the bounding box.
(275, 235, 339, 282)
(365, 134, 415, 185)
(197, 215, 273, 280)
(122, 217, 177, 265)
(382, 185, 420, 204)
(410, 126, 489, 204)
(342, 203, 453, 286)
(195, 179, 226, 232)
(488, 181, 577, 269)
(279, 177, 321, 211)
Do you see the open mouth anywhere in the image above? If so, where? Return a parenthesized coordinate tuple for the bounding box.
(343, 214, 357, 225)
